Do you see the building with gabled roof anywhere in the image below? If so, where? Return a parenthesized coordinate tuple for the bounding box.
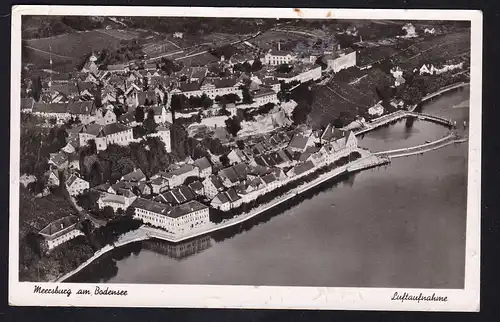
(154, 185, 196, 206)
(32, 101, 97, 124)
(202, 174, 225, 199)
(287, 133, 315, 152)
(193, 157, 212, 178)
(38, 215, 83, 250)
(151, 164, 199, 189)
(150, 176, 170, 194)
(95, 108, 117, 125)
(211, 188, 242, 211)
(79, 122, 133, 151)
(188, 181, 204, 195)
(286, 160, 315, 178)
(121, 168, 146, 182)
(48, 151, 69, 169)
(65, 175, 89, 196)
(97, 190, 137, 213)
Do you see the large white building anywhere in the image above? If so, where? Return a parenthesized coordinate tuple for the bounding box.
(79, 123, 133, 151)
(97, 190, 138, 213)
(178, 77, 243, 100)
(38, 215, 84, 250)
(325, 49, 357, 73)
(264, 49, 297, 66)
(131, 198, 210, 235)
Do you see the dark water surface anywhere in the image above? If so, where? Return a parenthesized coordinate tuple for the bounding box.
(70, 87, 469, 288)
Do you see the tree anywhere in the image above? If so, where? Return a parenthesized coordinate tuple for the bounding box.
(200, 93, 213, 109)
(220, 154, 230, 167)
(113, 105, 124, 119)
(98, 206, 115, 220)
(291, 102, 312, 125)
(31, 76, 42, 102)
(144, 109, 157, 134)
(225, 116, 242, 137)
(125, 206, 135, 218)
(276, 63, 293, 74)
(241, 87, 253, 104)
(135, 106, 145, 123)
(251, 58, 263, 71)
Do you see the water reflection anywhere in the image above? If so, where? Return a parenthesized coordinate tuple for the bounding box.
(142, 235, 212, 260)
(210, 172, 357, 243)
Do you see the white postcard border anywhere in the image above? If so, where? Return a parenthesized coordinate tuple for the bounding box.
(9, 6, 482, 311)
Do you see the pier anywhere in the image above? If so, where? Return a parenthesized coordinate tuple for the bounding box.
(355, 110, 453, 136)
(375, 133, 468, 159)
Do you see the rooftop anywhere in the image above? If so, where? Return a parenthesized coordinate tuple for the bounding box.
(39, 215, 79, 238)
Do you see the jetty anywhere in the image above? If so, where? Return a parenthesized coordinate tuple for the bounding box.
(375, 133, 468, 159)
(355, 110, 453, 136)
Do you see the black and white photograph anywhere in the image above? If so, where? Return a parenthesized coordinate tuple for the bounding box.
(9, 6, 482, 311)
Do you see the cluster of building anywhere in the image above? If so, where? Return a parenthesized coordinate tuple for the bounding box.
(80, 124, 358, 236)
(23, 33, 360, 250)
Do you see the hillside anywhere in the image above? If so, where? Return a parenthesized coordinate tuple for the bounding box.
(22, 29, 140, 72)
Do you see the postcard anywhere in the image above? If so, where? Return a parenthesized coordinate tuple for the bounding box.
(9, 5, 482, 311)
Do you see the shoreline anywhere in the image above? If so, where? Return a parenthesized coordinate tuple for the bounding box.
(57, 150, 385, 282)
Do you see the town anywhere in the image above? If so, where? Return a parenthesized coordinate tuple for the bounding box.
(18, 16, 470, 282)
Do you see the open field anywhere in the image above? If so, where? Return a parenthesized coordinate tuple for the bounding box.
(251, 30, 310, 51)
(174, 51, 220, 66)
(94, 28, 140, 40)
(143, 40, 181, 56)
(25, 30, 124, 58)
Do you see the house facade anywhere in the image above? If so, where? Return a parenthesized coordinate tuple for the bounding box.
(132, 198, 210, 235)
(32, 101, 96, 124)
(65, 175, 89, 196)
(264, 50, 297, 66)
(152, 164, 199, 189)
(79, 123, 133, 151)
(202, 175, 225, 199)
(97, 192, 137, 213)
(326, 49, 357, 73)
(39, 215, 83, 250)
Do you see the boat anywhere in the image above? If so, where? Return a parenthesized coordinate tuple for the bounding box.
(425, 140, 431, 143)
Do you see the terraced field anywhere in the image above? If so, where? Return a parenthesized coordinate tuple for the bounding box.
(357, 31, 470, 71)
(391, 32, 471, 70)
(309, 68, 393, 129)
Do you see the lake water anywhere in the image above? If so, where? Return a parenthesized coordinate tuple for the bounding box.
(69, 86, 469, 288)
